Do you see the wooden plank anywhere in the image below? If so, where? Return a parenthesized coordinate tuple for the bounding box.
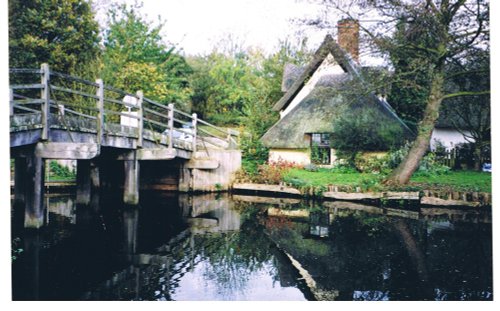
(138, 148, 176, 160)
(35, 142, 99, 159)
(384, 191, 420, 200)
(116, 148, 177, 160)
(420, 196, 480, 207)
(232, 183, 302, 195)
(323, 191, 383, 200)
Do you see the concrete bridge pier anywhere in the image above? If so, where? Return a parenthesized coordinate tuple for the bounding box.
(123, 156, 140, 205)
(15, 153, 46, 229)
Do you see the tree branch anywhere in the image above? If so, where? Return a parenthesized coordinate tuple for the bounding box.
(441, 90, 490, 100)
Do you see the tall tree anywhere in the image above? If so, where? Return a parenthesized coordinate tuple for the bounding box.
(307, 0, 489, 184)
(101, 2, 192, 110)
(441, 48, 490, 170)
(9, 0, 101, 73)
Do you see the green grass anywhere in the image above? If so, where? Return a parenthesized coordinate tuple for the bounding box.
(410, 170, 491, 193)
(284, 168, 380, 187)
(283, 168, 492, 193)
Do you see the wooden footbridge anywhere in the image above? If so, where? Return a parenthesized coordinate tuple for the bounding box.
(10, 64, 241, 228)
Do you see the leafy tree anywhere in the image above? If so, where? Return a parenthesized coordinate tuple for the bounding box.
(189, 51, 255, 125)
(101, 3, 192, 110)
(9, 0, 101, 73)
(306, 0, 489, 184)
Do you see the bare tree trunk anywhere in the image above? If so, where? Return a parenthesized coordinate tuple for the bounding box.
(386, 71, 444, 184)
(473, 145, 482, 171)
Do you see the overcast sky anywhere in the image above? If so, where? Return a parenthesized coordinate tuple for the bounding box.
(95, 0, 336, 55)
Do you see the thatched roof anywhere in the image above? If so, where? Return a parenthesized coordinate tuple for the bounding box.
(262, 35, 414, 149)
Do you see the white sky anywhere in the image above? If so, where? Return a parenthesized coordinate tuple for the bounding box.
(96, 0, 334, 55)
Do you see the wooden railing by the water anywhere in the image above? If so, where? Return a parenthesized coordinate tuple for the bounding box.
(10, 63, 239, 153)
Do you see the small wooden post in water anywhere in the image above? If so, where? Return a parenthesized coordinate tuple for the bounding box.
(191, 113, 197, 154)
(137, 91, 144, 148)
(168, 103, 174, 150)
(41, 63, 50, 140)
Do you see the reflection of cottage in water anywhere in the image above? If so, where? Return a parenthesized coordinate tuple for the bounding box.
(263, 200, 492, 301)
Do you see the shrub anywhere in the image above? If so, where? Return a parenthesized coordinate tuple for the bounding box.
(384, 144, 450, 176)
(304, 164, 319, 172)
(330, 105, 406, 163)
(252, 159, 303, 184)
(415, 152, 450, 176)
(49, 161, 75, 179)
(353, 153, 389, 174)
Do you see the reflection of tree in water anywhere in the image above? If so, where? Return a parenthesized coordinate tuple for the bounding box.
(192, 207, 276, 299)
(264, 206, 492, 301)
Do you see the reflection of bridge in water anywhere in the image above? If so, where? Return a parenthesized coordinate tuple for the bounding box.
(10, 64, 241, 228)
(79, 194, 308, 300)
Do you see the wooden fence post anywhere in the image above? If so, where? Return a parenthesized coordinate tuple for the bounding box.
(137, 91, 143, 148)
(41, 63, 50, 140)
(191, 113, 197, 154)
(168, 103, 174, 150)
(10, 88, 14, 116)
(96, 79, 104, 147)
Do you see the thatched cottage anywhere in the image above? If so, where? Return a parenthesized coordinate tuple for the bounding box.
(261, 19, 414, 166)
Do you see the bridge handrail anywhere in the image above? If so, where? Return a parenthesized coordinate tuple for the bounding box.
(50, 70, 99, 87)
(9, 63, 239, 151)
(9, 68, 42, 74)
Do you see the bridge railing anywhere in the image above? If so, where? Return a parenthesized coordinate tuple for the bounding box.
(10, 63, 239, 152)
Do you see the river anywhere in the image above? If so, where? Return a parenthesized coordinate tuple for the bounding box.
(11, 191, 492, 301)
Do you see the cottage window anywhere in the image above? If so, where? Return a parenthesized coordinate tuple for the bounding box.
(311, 133, 331, 165)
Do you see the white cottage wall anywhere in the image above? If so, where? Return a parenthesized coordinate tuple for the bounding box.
(430, 128, 474, 151)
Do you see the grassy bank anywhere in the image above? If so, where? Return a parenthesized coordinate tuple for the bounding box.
(282, 168, 491, 193)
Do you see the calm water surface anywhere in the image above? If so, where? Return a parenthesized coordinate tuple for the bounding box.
(11, 191, 492, 301)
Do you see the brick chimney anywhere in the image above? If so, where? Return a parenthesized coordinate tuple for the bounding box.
(337, 18, 360, 63)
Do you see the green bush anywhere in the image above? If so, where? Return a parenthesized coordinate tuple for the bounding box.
(49, 161, 75, 180)
(384, 144, 450, 176)
(330, 105, 406, 163)
(353, 153, 389, 174)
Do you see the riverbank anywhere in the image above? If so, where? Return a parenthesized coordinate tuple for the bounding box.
(232, 182, 491, 207)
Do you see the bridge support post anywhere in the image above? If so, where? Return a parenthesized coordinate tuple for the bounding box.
(124, 156, 140, 205)
(76, 160, 100, 206)
(23, 153, 46, 228)
(76, 160, 91, 205)
(90, 160, 100, 190)
(14, 158, 27, 210)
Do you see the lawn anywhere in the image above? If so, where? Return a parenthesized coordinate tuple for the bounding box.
(283, 168, 492, 193)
